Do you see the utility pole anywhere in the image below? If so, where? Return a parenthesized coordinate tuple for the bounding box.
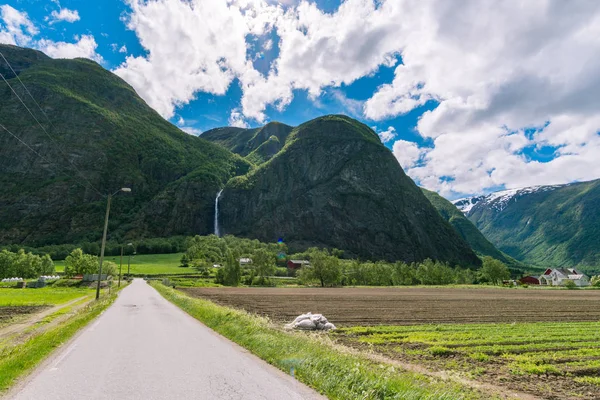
(127, 243, 134, 277)
(96, 188, 131, 300)
(96, 194, 112, 300)
(119, 245, 123, 287)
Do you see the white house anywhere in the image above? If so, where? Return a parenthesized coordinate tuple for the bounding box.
(238, 258, 252, 266)
(538, 268, 590, 287)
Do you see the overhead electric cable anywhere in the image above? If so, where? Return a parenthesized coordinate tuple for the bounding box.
(0, 51, 50, 122)
(0, 123, 95, 194)
(0, 56, 103, 196)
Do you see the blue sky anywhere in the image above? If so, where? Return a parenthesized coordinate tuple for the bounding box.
(1, 0, 599, 199)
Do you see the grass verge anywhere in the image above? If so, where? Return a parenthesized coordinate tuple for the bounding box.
(151, 282, 482, 400)
(0, 292, 118, 392)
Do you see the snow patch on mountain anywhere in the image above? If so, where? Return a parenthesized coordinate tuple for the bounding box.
(453, 184, 566, 215)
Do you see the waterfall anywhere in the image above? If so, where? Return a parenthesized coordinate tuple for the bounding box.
(214, 189, 223, 237)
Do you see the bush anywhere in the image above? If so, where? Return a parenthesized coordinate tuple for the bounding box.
(64, 249, 99, 277)
(563, 279, 577, 289)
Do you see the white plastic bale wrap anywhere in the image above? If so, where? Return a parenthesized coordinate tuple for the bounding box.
(285, 312, 336, 331)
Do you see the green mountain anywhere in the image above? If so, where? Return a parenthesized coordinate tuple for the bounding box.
(207, 115, 481, 265)
(202, 122, 293, 163)
(0, 45, 480, 266)
(421, 188, 519, 266)
(454, 180, 600, 272)
(0, 44, 249, 246)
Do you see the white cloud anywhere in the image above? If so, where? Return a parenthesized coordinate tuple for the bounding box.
(263, 38, 273, 50)
(180, 126, 203, 136)
(360, 0, 600, 196)
(47, 8, 80, 24)
(114, 0, 401, 123)
(37, 35, 103, 63)
(229, 108, 249, 128)
(118, 45, 127, 54)
(0, 5, 102, 64)
(392, 139, 426, 170)
(239, 0, 401, 122)
(376, 126, 396, 143)
(113, 0, 276, 119)
(0, 5, 38, 46)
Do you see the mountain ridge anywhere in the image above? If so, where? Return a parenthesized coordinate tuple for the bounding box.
(208, 115, 481, 265)
(453, 180, 600, 272)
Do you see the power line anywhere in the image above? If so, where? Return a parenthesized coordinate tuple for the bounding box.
(0, 123, 96, 194)
(0, 52, 50, 122)
(0, 55, 103, 196)
(0, 123, 51, 164)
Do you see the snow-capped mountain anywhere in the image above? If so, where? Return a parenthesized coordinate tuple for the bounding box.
(452, 179, 600, 271)
(453, 185, 565, 216)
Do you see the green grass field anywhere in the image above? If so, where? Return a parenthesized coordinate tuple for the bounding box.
(54, 253, 189, 276)
(338, 321, 600, 399)
(0, 287, 92, 306)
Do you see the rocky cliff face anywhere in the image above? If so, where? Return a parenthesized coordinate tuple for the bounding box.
(214, 115, 480, 265)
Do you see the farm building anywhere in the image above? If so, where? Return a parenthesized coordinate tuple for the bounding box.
(519, 276, 540, 285)
(287, 260, 310, 270)
(538, 268, 590, 287)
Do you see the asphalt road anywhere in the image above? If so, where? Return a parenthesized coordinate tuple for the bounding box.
(9, 279, 324, 400)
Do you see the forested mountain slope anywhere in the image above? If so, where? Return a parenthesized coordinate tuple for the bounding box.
(0, 44, 248, 245)
(454, 180, 600, 271)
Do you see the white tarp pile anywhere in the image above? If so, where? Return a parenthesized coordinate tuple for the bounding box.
(285, 312, 336, 331)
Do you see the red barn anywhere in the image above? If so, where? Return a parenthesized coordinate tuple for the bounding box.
(519, 276, 540, 285)
(287, 260, 310, 270)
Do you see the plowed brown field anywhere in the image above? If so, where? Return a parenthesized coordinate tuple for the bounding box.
(180, 287, 600, 326)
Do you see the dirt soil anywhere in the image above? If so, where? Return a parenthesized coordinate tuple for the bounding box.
(180, 287, 600, 325)
(0, 306, 48, 323)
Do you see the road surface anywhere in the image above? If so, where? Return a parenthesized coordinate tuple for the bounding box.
(8, 279, 324, 400)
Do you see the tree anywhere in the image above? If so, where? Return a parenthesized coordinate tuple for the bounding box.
(0, 249, 54, 279)
(223, 251, 241, 286)
(252, 248, 276, 285)
(64, 249, 99, 277)
(300, 248, 342, 287)
(392, 262, 417, 285)
(40, 254, 55, 276)
(479, 257, 510, 285)
(103, 261, 118, 277)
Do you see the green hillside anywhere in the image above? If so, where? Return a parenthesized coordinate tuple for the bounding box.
(0, 44, 248, 245)
(213, 115, 481, 266)
(466, 180, 600, 273)
(202, 122, 293, 163)
(421, 189, 520, 267)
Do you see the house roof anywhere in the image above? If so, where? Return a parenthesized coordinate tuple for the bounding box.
(239, 258, 252, 263)
(568, 274, 585, 280)
(289, 260, 310, 264)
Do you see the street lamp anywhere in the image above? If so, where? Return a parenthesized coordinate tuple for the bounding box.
(96, 188, 132, 300)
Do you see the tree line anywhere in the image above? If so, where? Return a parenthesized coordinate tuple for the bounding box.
(0, 249, 54, 279)
(182, 235, 511, 287)
(296, 250, 510, 287)
(1, 236, 189, 260)
(0, 248, 119, 279)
